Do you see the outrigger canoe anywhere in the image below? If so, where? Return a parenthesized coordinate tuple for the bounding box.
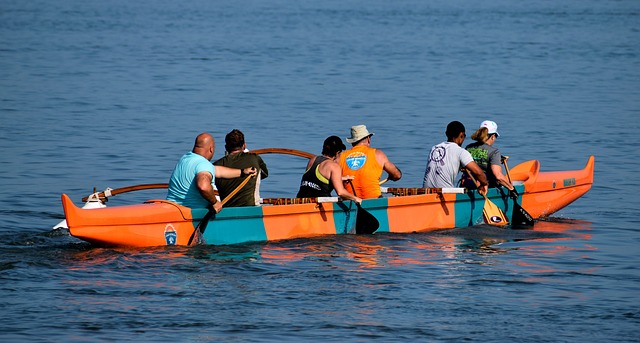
(61, 156, 594, 247)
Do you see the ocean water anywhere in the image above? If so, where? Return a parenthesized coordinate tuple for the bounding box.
(1, 0, 639, 341)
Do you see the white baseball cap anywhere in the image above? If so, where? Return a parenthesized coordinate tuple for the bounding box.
(480, 120, 500, 137)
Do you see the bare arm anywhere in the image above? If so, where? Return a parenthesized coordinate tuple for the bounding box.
(327, 162, 362, 204)
(375, 149, 402, 181)
(196, 172, 222, 213)
(465, 161, 488, 195)
(214, 165, 257, 179)
(490, 164, 514, 190)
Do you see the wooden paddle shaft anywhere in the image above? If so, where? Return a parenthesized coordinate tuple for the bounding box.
(250, 148, 314, 159)
(220, 174, 253, 206)
(188, 174, 254, 246)
(82, 183, 168, 202)
(503, 159, 513, 184)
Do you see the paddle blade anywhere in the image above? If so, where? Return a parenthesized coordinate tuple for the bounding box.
(355, 203, 379, 234)
(188, 210, 215, 246)
(482, 197, 509, 226)
(187, 228, 203, 246)
(511, 202, 535, 229)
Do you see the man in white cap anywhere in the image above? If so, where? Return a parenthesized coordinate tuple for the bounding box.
(462, 120, 515, 194)
(480, 120, 500, 137)
(339, 125, 402, 199)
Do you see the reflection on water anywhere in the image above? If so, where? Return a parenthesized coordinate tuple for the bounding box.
(37, 223, 590, 304)
(148, 217, 593, 270)
(49, 216, 593, 275)
(0, 214, 605, 342)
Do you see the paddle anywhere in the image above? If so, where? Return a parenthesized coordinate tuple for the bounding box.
(250, 147, 315, 159)
(81, 183, 169, 202)
(187, 174, 254, 246)
(467, 172, 509, 226)
(502, 157, 535, 228)
(347, 181, 380, 234)
(480, 192, 509, 226)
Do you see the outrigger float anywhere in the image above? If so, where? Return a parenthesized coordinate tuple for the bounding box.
(60, 151, 594, 247)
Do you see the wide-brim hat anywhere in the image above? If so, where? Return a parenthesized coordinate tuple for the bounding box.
(480, 120, 500, 137)
(346, 125, 374, 143)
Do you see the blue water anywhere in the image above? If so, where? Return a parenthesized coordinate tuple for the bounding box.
(1, 0, 639, 341)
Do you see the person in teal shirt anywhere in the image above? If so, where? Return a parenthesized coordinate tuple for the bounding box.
(167, 132, 256, 213)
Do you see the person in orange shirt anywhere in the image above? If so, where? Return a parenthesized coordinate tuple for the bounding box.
(339, 125, 402, 198)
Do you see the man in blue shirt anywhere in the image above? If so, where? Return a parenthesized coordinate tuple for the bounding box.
(167, 132, 256, 213)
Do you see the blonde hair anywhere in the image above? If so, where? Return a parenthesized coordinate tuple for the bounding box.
(471, 127, 490, 143)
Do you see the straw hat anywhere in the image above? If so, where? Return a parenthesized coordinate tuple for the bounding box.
(346, 125, 374, 143)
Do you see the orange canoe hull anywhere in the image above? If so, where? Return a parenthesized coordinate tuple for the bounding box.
(62, 156, 594, 247)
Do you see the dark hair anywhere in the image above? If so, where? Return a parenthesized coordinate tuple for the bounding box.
(445, 121, 466, 140)
(225, 129, 245, 152)
(322, 135, 347, 157)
